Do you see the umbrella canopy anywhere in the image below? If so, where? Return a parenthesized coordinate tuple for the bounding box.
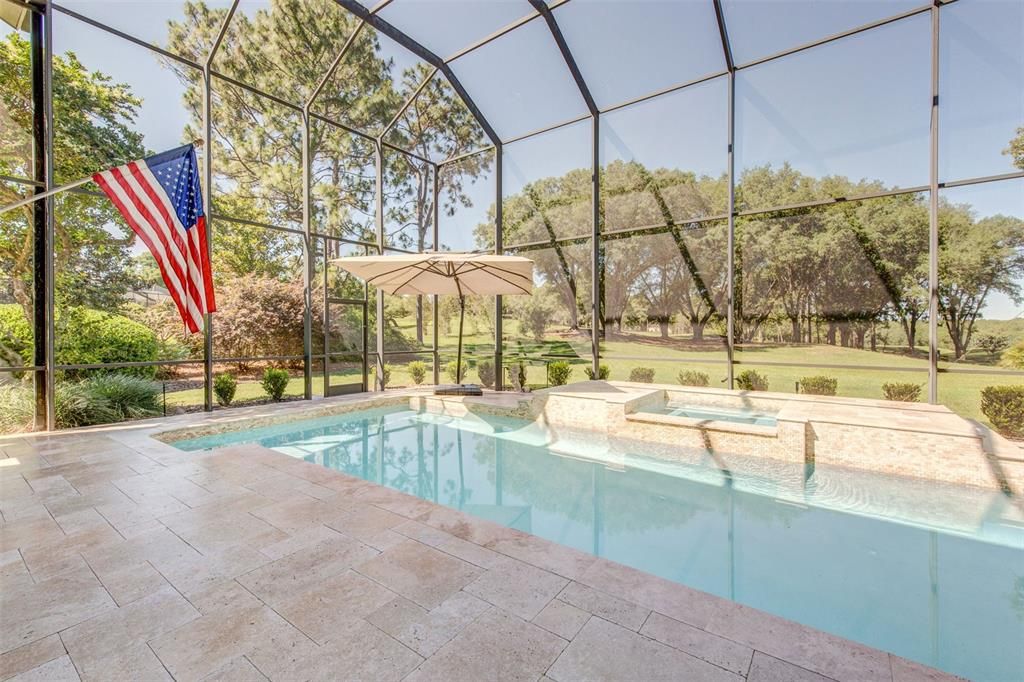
(330, 252, 533, 297)
(0, 2, 30, 31)
(330, 252, 534, 390)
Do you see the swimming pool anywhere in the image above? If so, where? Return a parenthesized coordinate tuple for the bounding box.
(638, 403, 778, 427)
(174, 406, 1024, 680)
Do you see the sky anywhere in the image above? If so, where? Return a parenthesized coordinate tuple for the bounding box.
(4, 0, 1022, 318)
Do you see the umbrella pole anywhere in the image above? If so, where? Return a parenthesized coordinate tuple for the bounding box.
(456, 294, 465, 384)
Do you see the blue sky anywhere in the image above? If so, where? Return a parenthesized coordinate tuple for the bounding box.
(5, 0, 1022, 318)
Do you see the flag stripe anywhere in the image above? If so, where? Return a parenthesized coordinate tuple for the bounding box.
(132, 163, 207, 317)
(126, 162, 192, 275)
(91, 143, 213, 336)
(113, 165, 206, 328)
(92, 170, 200, 333)
(195, 216, 216, 312)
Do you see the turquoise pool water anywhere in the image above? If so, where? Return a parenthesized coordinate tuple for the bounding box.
(639, 403, 778, 427)
(174, 406, 1024, 680)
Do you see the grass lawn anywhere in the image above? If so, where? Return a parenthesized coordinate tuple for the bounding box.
(164, 317, 1022, 428)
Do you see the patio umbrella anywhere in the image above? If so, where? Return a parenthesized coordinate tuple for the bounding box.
(331, 252, 534, 389)
(0, 3, 30, 32)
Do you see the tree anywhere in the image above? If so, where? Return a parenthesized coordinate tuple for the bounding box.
(938, 208, 1024, 359)
(384, 64, 489, 343)
(0, 33, 146, 322)
(1005, 127, 1024, 170)
(514, 287, 557, 343)
(976, 333, 1009, 356)
(1002, 340, 1024, 369)
(166, 0, 394, 233)
(166, 3, 489, 347)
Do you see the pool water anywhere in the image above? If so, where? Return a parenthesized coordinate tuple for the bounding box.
(640, 403, 778, 427)
(174, 406, 1024, 681)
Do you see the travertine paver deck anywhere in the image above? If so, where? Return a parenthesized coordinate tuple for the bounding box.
(0, 399, 966, 682)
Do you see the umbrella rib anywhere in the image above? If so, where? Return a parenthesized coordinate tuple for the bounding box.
(340, 255, 532, 296)
(389, 267, 430, 294)
(362, 260, 428, 285)
(454, 264, 532, 295)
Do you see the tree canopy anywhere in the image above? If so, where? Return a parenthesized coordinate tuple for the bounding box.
(482, 161, 1023, 359)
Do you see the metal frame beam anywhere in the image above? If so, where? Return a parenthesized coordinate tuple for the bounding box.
(332, 0, 501, 148)
(28, 5, 53, 429)
(928, 2, 940, 404)
(199, 0, 238, 411)
(713, 0, 737, 388)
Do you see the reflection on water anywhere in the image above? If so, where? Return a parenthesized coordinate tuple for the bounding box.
(176, 407, 1023, 681)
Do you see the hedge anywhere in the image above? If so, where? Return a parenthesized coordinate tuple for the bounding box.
(0, 304, 159, 378)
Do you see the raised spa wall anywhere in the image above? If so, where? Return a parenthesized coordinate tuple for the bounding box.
(155, 380, 1023, 495)
(443, 381, 1022, 494)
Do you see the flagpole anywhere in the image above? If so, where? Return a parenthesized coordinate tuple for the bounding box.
(0, 139, 204, 216)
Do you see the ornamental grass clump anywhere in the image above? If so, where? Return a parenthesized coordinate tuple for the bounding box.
(584, 364, 610, 380)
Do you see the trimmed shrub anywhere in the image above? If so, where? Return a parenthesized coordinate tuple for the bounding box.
(799, 375, 838, 396)
(677, 370, 709, 387)
(407, 361, 428, 385)
(214, 373, 237, 407)
(548, 361, 572, 386)
(882, 382, 922, 402)
(981, 386, 1024, 438)
(477, 359, 496, 388)
(507, 362, 527, 392)
(445, 360, 463, 383)
(629, 367, 656, 383)
(0, 305, 159, 379)
(584, 364, 610, 381)
(261, 368, 290, 401)
(736, 369, 769, 391)
(84, 374, 160, 421)
(371, 364, 392, 389)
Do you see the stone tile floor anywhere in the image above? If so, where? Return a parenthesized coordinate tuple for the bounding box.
(0, 407, 964, 682)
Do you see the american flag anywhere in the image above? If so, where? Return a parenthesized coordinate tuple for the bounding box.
(93, 143, 216, 334)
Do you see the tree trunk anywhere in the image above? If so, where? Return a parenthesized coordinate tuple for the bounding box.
(416, 297, 423, 346)
(691, 319, 705, 342)
(790, 316, 801, 344)
(901, 316, 917, 352)
(658, 320, 669, 338)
